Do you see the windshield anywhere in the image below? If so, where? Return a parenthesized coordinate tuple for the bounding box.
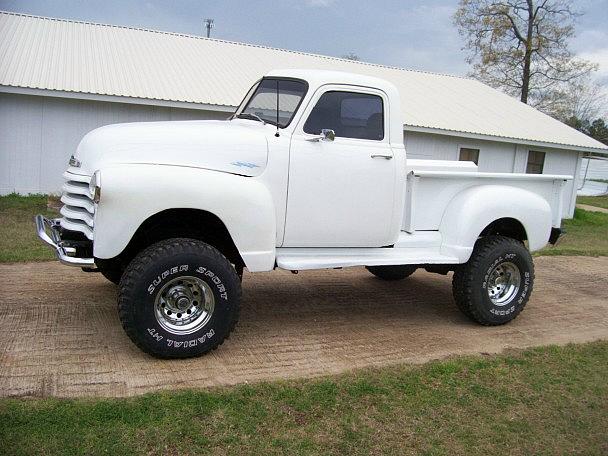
(234, 78, 308, 128)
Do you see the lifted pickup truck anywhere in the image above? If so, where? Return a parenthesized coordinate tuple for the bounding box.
(36, 69, 568, 358)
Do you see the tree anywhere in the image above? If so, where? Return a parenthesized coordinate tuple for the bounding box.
(341, 52, 360, 61)
(454, 0, 597, 105)
(564, 117, 608, 146)
(536, 75, 607, 123)
(588, 119, 608, 145)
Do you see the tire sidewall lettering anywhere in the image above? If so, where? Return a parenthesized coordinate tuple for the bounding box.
(195, 266, 229, 301)
(479, 250, 531, 317)
(138, 259, 234, 349)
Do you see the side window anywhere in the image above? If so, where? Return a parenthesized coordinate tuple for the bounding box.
(303, 91, 384, 140)
(459, 147, 479, 165)
(526, 151, 545, 174)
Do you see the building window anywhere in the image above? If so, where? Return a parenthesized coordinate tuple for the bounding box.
(459, 147, 479, 165)
(526, 151, 545, 174)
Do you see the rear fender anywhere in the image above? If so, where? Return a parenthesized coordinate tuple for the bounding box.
(93, 164, 276, 272)
(439, 185, 552, 262)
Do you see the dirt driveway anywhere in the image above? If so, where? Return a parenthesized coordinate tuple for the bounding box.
(1, 256, 607, 398)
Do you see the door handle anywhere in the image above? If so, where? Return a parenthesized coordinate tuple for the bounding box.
(371, 154, 393, 160)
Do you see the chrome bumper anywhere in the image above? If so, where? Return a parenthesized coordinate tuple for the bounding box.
(35, 215, 95, 267)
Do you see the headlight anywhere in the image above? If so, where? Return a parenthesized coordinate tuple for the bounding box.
(89, 171, 101, 203)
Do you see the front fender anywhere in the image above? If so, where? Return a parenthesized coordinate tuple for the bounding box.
(93, 164, 276, 272)
(439, 185, 552, 261)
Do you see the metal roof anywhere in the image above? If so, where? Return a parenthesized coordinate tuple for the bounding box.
(1, 11, 606, 153)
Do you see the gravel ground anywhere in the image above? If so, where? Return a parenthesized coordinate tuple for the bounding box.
(0, 256, 606, 398)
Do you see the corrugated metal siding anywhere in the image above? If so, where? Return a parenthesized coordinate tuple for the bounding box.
(579, 158, 608, 196)
(405, 131, 517, 172)
(0, 92, 225, 194)
(1, 11, 606, 152)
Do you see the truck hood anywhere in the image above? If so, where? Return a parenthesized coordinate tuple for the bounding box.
(73, 119, 269, 177)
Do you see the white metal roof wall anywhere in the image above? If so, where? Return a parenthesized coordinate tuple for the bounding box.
(1, 11, 606, 152)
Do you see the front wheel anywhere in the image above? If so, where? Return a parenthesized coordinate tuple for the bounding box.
(118, 238, 241, 358)
(452, 236, 534, 326)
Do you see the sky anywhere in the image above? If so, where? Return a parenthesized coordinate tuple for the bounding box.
(1, 0, 607, 84)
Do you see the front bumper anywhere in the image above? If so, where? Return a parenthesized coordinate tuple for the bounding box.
(35, 215, 95, 267)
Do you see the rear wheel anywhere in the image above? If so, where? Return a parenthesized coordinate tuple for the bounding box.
(452, 236, 533, 325)
(366, 265, 417, 281)
(118, 238, 241, 358)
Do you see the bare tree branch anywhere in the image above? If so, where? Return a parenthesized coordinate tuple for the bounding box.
(453, 0, 597, 108)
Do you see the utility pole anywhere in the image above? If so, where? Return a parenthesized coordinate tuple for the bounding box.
(204, 18, 214, 38)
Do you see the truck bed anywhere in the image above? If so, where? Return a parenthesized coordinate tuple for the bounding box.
(403, 160, 570, 232)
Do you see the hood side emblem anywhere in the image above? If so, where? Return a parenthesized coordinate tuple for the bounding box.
(231, 161, 259, 169)
(69, 155, 81, 168)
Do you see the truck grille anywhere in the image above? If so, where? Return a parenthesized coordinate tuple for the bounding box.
(59, 171, 95, 240)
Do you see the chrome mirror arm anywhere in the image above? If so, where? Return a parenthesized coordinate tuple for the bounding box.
(306, 129, 335, 142)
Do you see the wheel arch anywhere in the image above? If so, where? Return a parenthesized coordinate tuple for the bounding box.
(106, 208, 245, 271)
(92, 164, 277, 271)
(480, 217, 527, 243)
(439, 184, 552, 261)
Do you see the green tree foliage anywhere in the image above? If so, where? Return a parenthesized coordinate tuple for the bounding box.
(588, 118, 608, 145)
(566, 117, 608, 145)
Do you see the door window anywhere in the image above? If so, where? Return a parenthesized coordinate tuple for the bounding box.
(304, 91, 384, 140)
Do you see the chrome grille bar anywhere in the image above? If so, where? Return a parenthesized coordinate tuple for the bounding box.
(59, 171, 95, 240)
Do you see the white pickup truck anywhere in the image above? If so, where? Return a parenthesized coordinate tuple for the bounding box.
(36, 69, 568, 358)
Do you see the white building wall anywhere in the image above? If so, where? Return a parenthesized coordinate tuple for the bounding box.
(404, 131, 517, 172)
(0, 93, 226, 195)
(404, 131, 579, 218)
(0, 93, 581, 219)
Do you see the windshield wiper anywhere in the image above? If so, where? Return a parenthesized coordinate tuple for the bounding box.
(236, 113, 266, 124)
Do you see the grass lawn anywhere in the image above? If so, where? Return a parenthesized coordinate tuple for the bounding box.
(538, 207, 608, 256)
(576, 194, 608, 210)
(0, 194, 59, 262)
(1, 194, 607, 262)
(1, 341, 607, 455)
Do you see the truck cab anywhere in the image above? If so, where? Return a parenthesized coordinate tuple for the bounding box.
(36, 69, 568, 358)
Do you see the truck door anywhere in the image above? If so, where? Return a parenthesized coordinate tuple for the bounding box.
(283, 86, 396, 247)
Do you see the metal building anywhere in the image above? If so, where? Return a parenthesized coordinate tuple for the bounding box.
(1, 11, 606, 217)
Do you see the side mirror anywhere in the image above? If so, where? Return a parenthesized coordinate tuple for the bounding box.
(321, 129, 335, 141)
(305, 128, 336, 142)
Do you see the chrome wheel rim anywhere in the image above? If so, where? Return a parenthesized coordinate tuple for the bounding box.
(487, 261, 521, 306)
(154, 276, 214, 335)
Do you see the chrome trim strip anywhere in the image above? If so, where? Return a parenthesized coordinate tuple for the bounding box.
(35, 215, 95, 267)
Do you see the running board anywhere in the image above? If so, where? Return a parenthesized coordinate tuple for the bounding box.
(275, 247, 459, 271)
